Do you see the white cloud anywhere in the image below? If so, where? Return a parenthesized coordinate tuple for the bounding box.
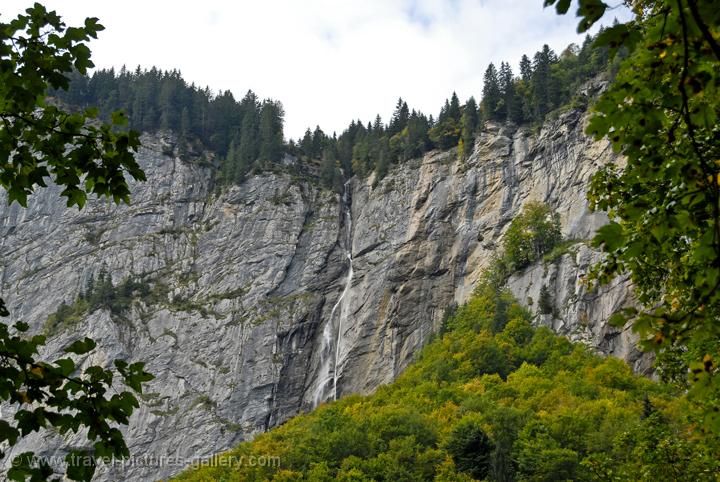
(1, 0, 631, 139)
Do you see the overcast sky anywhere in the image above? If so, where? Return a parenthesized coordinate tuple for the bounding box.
(2, 0, 631, 139)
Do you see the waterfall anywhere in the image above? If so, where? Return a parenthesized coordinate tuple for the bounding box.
(312, 180, 354, 406)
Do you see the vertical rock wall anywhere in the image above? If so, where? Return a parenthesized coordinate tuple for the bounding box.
(0, 106, 647, 480)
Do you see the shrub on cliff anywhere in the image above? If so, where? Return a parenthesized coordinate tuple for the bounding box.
(502, 201, 562, 272)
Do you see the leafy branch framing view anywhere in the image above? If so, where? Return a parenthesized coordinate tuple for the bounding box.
(546, 0, 720, 432)
(0, 4, 152, 481)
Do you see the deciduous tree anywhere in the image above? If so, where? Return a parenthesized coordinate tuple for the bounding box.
(545, 0, 720, 432)
(0, 4, 152, 480)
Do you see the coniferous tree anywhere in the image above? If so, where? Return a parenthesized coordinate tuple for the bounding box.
(311, 126, 326, 159)
(499, 62, 522, 123)
(320, 146, 338, 190)
(52, 30, 617, 188)
(220, 137, 235, 182)
(388, 98, 410, 136)
(429, 116, 459, 150)
(519, 54, 533, 82)
(336, 121, 358, 175)
(180, 106, 190, 139)
(530, 45, 558, 120)
(209, 90, 235, 154)
(448, 92, 462, 123)
(130, 95, 144, 131)
(372, 115, 384, 135)
(219, 136, 247, 184)
(300, 128, 313, 158)
(259, 100, 284, 165)
(237, 92, 260, 168)
(158, 76, 178, 131)
(159, 109, 171, 131)
(403, 110, 430, 160)
(430, 93, 461, 149)
(438, 99, 451, 123)
(460, 97, 479, 159)
(374, 137, 391, 182)
(481, 63, 502, 121)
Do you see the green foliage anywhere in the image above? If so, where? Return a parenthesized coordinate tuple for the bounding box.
(319, 150, 341, 192)
(549, 0, 720, 432)
(482, 35, 612, 127)
(0, 320, 153, 482)
(52, 32, 614, 187)
(460, 97, 479, 159)
(472, 203, 563, 294)
(54, 69, 287, 187)
(0, 4, 144, 209)
(538, 284, 554, 315)
(428, 117, 460, 150)
(271, 32, 613, 182)
(258, 99, 284, 164)
(482, 63, 502, 120)
(540, 239, 578, 264)
(174, 283, 719, 481)
(82, 271, 151, 317)
(45, 273, 159, 336)
(499, 201, 563, 275)
(0, 6, 152, 479)
(43, 299, 89, 336)
(445, 416, 494, 479)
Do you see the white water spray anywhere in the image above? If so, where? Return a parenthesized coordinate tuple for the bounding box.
(312, 181, 354, 406)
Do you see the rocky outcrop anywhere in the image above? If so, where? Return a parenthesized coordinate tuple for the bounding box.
(506, 243, 651, 374)
(0, 101, 646, 480)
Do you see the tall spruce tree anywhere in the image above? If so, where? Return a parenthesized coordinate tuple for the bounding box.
(448, 92, 462, 122)
(312, 126, 325, 158)
(499, 62, 522, 123)
(237, 91, 260, 168)
(481, 63, 502, 121)
(374, 137, 391, 182)
(388, 98, 410, 136)
(258, 100, 284, 165)
(530, 45, 558, 120)
(519, 54, 533, 82)
(300, 128, 313, 158)
(320, 146, 338, 190)
(460, 97, 479, 159)
(405, 110, 431, 160)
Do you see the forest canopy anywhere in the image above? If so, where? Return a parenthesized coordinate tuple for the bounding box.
(53, 28, 616, 190)
(174, 282, 720, 481)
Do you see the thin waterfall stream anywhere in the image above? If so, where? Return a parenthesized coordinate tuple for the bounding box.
(312, 180, 354, 406)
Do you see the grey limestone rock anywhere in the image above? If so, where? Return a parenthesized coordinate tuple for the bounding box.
(0, 108, 649, 480)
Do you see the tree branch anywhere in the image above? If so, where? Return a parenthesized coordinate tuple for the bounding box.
(686, 0, 720, 63)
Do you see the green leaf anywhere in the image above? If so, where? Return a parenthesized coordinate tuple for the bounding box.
(54, 358, 76, 377)
(65, 450, 96, 482)
(0, 420, 20, 445)
(593, 22, 641, 54)
(555, 0, 571, 14)
(593, 222, 625, 251)
(64, 337, 97, 355)
(577, 0, 608, 33)
(608, 312, 627, 328)
(14, 321, 29, 332)
(111, 110, 128, 126)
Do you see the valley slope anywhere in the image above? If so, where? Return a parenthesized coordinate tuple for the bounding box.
(0, 91, 646, 480)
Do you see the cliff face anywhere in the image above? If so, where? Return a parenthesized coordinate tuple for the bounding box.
(0, 101, 647, 480)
